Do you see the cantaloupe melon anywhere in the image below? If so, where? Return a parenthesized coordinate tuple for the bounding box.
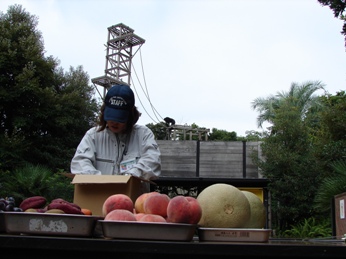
(197, 183, 251, 228)
(241, 190, 266, 228)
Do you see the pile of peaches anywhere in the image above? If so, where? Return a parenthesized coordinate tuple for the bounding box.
(102, 192, 202, 225)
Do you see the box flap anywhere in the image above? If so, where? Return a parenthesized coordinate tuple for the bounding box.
(71, 175, 132, 184)
(61, 172, 75, 179)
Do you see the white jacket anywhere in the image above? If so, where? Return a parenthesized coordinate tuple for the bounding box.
(70, 124, 161, 182)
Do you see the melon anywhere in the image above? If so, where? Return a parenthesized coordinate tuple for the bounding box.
(197, 183, 251, 228)
(241, 190, 266, 228)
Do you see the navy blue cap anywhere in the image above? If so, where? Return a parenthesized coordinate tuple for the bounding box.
(104, 85, 135, 123)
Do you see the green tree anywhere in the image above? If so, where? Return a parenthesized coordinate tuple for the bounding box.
(30, 65, 99, 170)
(0, 4, 99, 171)
(251, 81, 325, 128)
(312, 91, 346, 214)
(251, 81, 326, 232)
(0, 4, 57, 170)
(313, 91, 346, 168)
(208, 128, 237, 141)
(242, 130, 266, 141)
(146, 122, 167, 140)
(257, 99, 322, 231)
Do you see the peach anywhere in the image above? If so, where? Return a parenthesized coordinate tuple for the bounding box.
(134, 192, 161, 214)
(138, 214, 167, 223)
(102, 194, 134, 217)
(134, 212, 146, 221)
(104, 209, 137, 221)
(166, 195, 202, 224)
(143, 193, 170, 218)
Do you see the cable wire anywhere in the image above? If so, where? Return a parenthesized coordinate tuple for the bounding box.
(130, 48, 165, 124)
(135, 49, 164, 122)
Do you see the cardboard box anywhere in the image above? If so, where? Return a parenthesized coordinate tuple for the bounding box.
(71, 175, 143, 216)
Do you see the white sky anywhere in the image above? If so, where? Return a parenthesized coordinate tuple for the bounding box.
(1, 0, 346, 136)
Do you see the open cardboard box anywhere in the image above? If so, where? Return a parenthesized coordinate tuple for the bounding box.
(69, 174, 143, 216)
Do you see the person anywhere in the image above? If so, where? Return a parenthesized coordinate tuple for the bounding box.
(70, 84, 161, 191)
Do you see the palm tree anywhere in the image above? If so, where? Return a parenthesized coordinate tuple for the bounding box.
(313, 160, 346, 213)
(1, 163, 74, 205)
(251, 80, 326, 128)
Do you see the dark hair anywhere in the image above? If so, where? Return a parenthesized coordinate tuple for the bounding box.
(97, 103, 141, 134)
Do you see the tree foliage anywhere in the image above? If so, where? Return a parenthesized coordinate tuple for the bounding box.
(251, 81, 327, 230)
(242, 130, 266, 141)
(0, 4, 99, 172)
(313, 160, 346, 213)
(208, 128, 237, 141)
(146, 122, 167, 140)
(313, 91, 346, 167)
(0, 163, 74, 204)
(251, 80, 325, 128)
(252, 86, 346, 234)
(256, 100, 322, 230)
(313, 91, 346, 214)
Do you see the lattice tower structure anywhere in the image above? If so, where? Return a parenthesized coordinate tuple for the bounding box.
(91, 23, 145, 98)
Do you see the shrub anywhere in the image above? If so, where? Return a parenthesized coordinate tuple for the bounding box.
(1, 163, 74, 205)
(282, 217, 332, 239)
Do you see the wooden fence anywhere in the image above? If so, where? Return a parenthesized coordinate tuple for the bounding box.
(156, 140, 263, 179)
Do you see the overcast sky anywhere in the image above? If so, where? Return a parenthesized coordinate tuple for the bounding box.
(1, 0, 346, 136)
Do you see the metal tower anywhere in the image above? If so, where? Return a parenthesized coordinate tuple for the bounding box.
(91, 23, 145, 98)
